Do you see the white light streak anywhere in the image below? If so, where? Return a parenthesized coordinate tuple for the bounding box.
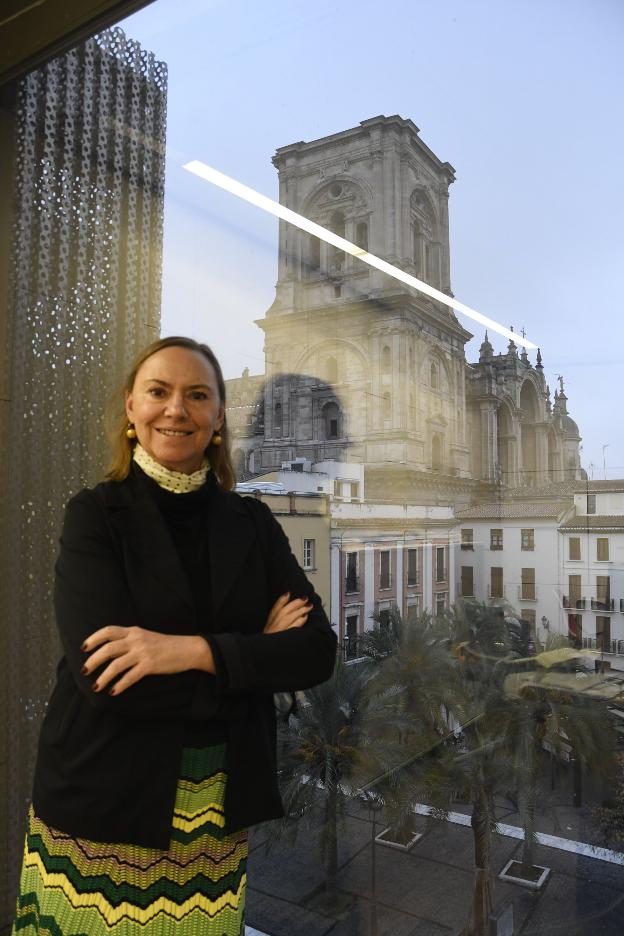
(183, 159, 537, 350)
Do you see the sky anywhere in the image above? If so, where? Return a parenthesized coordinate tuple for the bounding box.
(121, 0, 624, 477)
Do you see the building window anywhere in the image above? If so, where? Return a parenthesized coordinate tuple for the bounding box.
(569, 537, 581, 561)
(406, 598, 420, 625)
(407, 548, 419, 586)
(461, 528, 474, 551)
(378, 608, 391, 631)
(490, 529, 503, 550)
(345, 613, 359, 659)
(381, 345, 391, 373)
(345, 552, 359, 593)
(587, 493, 596, 514)
(355, 221, 368, 251)
(521, 529, 535, 551)
(568, 574, 582, 608)
(596, 575, 611, 610)
(568, 613, 582, 646)
(435, 546, 446, 583)
(379, 550, 391, 589)
(597, 537, 610, 561)
(322, 401, 340, 439)
(303, 539, 315, 570)
(308, 234, 321, 276)
(430, 361, 439, 389)
(596, 616, 611, 653)
(349, 481, 359, 499)
(274, 402, 282, 436)
(435, 592, 448, 617)
(490, 567, 504, 598)
(521, 567, 536, 601)
(460, 566, 474, 597)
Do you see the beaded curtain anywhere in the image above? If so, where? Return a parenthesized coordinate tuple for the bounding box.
(0, 28, 167, 924)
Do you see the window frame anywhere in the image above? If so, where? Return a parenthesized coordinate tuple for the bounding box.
(521, 528, 535, 551)
(490, 528, 503, 551)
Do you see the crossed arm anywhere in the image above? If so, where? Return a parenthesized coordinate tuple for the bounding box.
(81, 592, 313, 697)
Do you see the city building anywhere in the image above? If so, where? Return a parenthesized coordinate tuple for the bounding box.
(454, 480, 624, 669)
(226, 115, 584, 648)
(228, 115, 582, 508)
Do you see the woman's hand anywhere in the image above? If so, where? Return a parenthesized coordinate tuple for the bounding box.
(81, 627, 215, 696)
(263, 593, 313, 635)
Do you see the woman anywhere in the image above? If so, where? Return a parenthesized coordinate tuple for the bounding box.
(13, 336, 337, 936)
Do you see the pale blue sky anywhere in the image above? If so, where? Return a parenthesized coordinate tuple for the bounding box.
(122, 0, 624, 477)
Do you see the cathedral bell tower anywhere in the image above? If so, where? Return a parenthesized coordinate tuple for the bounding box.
(254, 115, 473, 500)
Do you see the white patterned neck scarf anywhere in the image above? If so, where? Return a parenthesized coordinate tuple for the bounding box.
(133, 443, 210, 494)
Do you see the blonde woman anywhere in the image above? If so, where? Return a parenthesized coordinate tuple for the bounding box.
(13, 335, 336, 936)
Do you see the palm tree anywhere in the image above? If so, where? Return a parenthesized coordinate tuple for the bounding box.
(270, 657, 381, 905)
(504, 652, 615, 873)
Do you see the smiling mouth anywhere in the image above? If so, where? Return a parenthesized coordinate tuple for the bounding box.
(156, 428, 193, 437)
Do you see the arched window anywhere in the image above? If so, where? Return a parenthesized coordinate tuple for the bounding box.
(383, 392, 391, 421)
(322, 401, 340, 439)
(308, 235, 320, 276)
(274, 402, 282, 437)
(432, 435, 443, 470)
(381, 345, 391, 374)
(329, 211, 345, 273)
(412, 223, 423, 277)
(430, 361, 439, 389)
(355, 222, 368, 251)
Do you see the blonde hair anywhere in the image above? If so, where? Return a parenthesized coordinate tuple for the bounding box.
(105, 336, 236, 491)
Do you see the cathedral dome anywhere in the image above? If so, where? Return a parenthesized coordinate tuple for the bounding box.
(561, 414, 580, 437)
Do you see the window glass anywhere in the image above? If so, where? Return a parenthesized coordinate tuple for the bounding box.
(4, 1, 624, 933)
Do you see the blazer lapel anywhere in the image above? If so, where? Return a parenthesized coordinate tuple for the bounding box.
(105, 471, 195, 611)
(208, 492, 256, 620)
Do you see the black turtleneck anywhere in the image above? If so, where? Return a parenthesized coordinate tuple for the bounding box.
(136, 466, 227, 745)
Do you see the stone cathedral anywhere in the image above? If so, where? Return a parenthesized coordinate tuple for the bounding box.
(227, 115, 581, 504)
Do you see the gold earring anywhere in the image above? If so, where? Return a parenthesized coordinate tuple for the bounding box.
(211, 430, 222, 447)
(126, 424, 137, 439)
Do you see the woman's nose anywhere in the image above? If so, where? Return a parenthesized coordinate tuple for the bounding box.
(165, 394, 188, 417)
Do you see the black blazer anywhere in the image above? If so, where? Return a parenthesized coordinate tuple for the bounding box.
(32, 466, 337, 848)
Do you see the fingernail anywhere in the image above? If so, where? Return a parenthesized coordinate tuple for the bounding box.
(92, 683, 99, 692)
(81, 642, 88, 652)
(81, 665, 88, 675)
(108, 688, 116, 696)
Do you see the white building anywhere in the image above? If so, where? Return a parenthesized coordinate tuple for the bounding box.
(453, 481, 624, 670)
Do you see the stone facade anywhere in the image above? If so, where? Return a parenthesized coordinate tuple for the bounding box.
(228, 115, 581, 507)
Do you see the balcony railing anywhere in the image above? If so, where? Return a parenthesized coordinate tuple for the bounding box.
(487, 586, 506, 599)
(582, 636, 618, 654)
(562, 595, 586, 610)
(591, 598, 615, 612)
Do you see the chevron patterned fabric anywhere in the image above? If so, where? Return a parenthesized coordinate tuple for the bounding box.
(12, 745, 248, 935)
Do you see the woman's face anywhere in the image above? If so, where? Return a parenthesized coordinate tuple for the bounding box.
(126, 345, 224, 474)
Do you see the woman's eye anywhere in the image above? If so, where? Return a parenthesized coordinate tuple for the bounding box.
(190, 391, 208, 400)
(148, 387, 165, 397)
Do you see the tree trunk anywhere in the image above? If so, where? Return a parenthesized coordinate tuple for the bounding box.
(464, 789, 493, 936)
(324, 782, 338, 895)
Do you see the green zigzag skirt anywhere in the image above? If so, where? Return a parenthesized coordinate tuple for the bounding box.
(12, 745, 248, 935)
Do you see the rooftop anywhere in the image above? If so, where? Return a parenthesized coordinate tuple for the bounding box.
(454, 501, 571, 521)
